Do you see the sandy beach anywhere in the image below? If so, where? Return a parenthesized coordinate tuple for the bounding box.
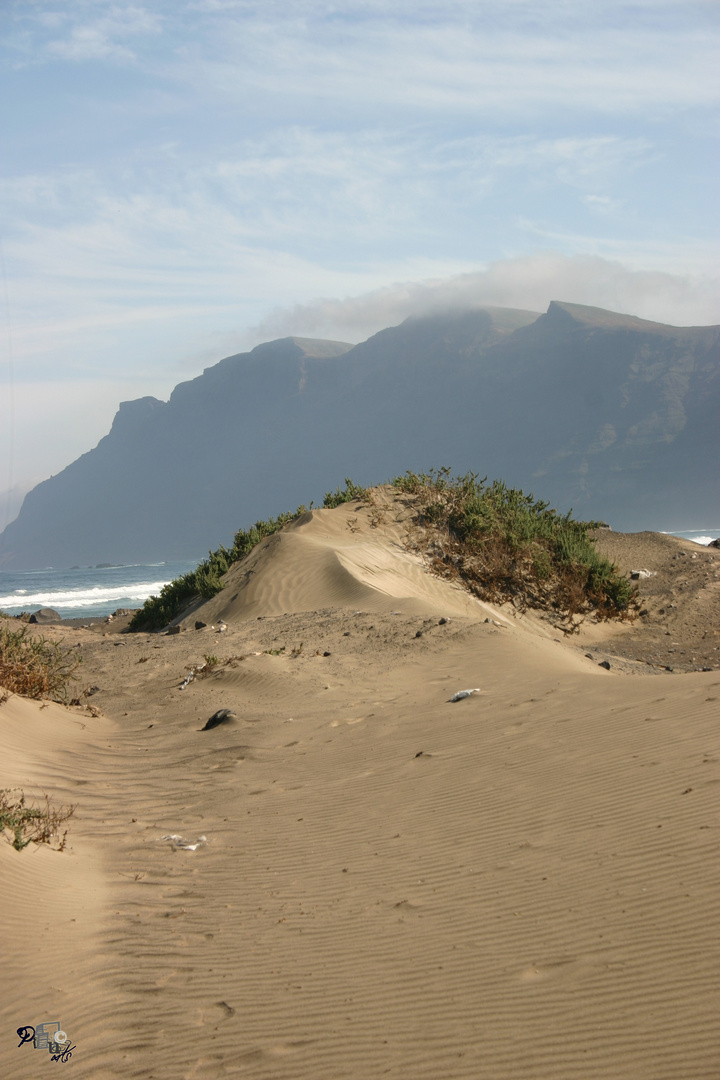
(1, 490, 718, 1079)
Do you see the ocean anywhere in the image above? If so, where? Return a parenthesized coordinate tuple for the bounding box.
(667, 530, 719, 547)
(0, 561, 200, 620)
(0, 528, 717, 621)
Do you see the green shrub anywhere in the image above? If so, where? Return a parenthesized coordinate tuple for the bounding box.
(323, 478, 368, 508)
(392, 468, 636, 621)
(131, 482, 369, 631)
(130, 503, 319, 631)
(129, 470, 633, 632)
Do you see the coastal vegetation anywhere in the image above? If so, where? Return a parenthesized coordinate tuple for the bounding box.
(129, 471, 635, 631)
(392, 468, 636, 620)
(0, 788, 76, 852)
(130, 479, 367, 630)
(0, 623, 82, 701)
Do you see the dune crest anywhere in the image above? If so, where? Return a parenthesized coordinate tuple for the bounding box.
(187, 491, 502, 625)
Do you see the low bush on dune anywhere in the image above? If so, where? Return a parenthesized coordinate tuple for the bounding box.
(130, 479, 367, 631)
(392, 468, 637, 622)
(129, 514, 308, 631)
(322, 478, 368, 508)
(128, 546, 237, 632)
(0, 624, 82, 701)
(129, 472, 634, 631)
(0, 789, 76, 852)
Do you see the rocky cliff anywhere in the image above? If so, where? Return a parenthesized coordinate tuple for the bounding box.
(1, 303, 717, 569)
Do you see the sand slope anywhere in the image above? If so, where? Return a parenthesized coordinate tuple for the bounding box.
(185, 498, 497, 625)
(1, 497, 718, 1079)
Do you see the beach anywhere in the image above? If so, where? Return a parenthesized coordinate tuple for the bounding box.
(1, 490, 718, 1079)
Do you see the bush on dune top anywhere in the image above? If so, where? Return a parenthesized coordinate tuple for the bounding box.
(392, 468, 636, 621)
(129, 471, 634, 631)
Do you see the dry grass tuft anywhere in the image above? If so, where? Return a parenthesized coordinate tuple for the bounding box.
(0, 623, 82, 701)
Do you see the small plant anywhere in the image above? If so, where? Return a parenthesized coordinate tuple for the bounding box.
(0, 624, 82, 701)
(202, 654, 219, 671)
(323, 478, 368, 508)
(0, 789, 76, 852)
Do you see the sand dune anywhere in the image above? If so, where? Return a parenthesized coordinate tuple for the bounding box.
(187, 497, 496, 625)
(1, 495, 718, 1079)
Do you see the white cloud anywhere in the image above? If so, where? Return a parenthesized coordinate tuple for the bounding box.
(249, 254, 720, 344)
(176, 6, 720, 118)
(10, 3, 163, 65)
(13, 1, 716, 116)
(582, 194, 619, 214)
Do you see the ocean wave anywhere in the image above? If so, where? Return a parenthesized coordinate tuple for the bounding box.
(0, 580, 170, 611)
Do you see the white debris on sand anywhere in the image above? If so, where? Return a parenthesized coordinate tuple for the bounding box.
(450, 688, 481, 702)
(161, 834, 208, 851)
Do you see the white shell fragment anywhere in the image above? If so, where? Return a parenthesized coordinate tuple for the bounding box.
(450, 688, 481, 702)
(162, 834, 208, 851)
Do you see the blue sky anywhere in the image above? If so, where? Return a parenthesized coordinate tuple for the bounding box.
(1, 0, 718, 527)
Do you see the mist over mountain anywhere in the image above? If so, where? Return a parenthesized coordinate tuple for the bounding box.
(1, 301, 718, 570)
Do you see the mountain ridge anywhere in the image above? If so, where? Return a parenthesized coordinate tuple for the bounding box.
(1, 301, 717, 569)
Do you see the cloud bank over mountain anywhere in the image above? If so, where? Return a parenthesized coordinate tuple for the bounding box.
(2, 302, 717, 570)
(251, 255, 719, 346)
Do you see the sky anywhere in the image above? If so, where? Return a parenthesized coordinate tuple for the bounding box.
(1, 0, 718, 530)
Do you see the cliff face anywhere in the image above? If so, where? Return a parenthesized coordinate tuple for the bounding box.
(1, 304, 718, 569)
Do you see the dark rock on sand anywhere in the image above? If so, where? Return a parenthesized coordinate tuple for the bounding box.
(201, 709, 237, 731)
(29, 608, 62, 624)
